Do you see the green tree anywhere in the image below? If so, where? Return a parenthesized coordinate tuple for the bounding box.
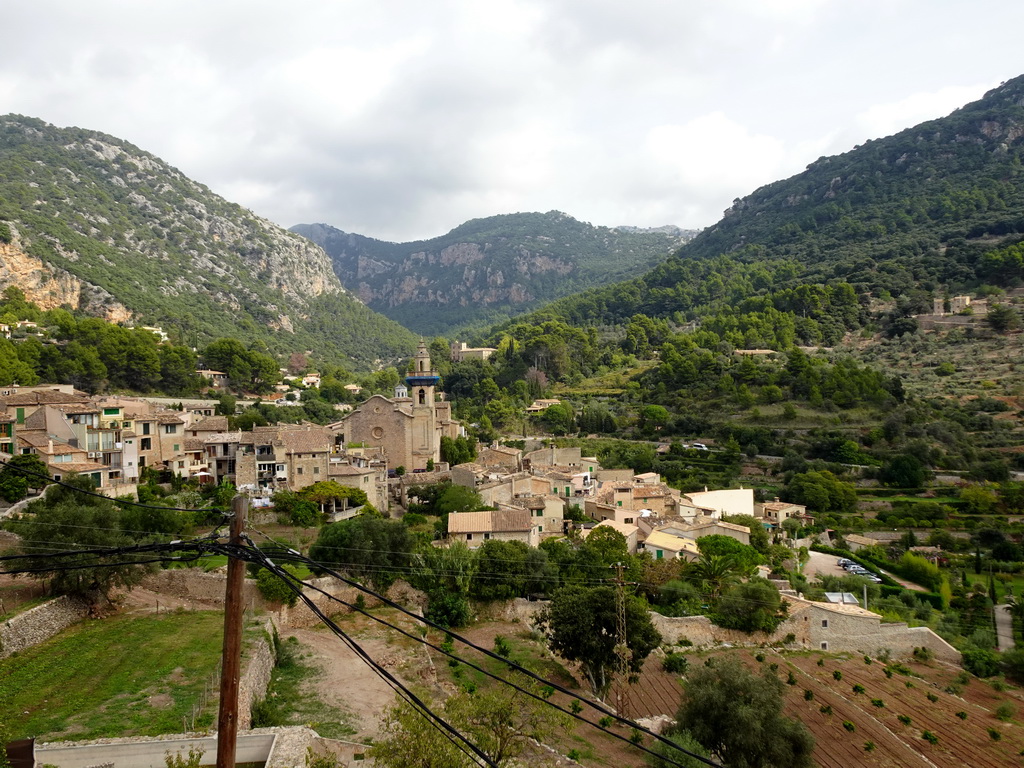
(714, 578, 787, 633)
(308, 515, 413, 589)
(696, 535, 763, 572)
(784, 470, 857, 513)
(880, 455, 927, 488)
(17, 475, 153, 601)
(677, 657, 815, 768)
(986, 303, 1020, 333)
(539, 585, 661, 696)
(721, 514, 770, 554)
(0, 453, 50, 502)
(685, 553, 744, 601)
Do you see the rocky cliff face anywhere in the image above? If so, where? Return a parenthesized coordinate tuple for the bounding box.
(0, 116, 416, 364)
(292, 212, 694, 335)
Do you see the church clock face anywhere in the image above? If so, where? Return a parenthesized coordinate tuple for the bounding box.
(372, 426, 384, 439)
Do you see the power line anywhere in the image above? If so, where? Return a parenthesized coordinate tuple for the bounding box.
(249, 542, 717, 768)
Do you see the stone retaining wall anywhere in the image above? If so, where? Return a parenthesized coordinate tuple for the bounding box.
(503, 596, 959, 664)
(141, 569, 265, 608)
(0, 595, 89, 658)
(239, 620, 276, 729)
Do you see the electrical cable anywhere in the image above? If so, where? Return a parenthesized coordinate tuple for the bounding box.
(242, 538, 720, 767)
(234, 543, 496, 767)
(0, 459, 229, 514)
(245, 539, 718, 768)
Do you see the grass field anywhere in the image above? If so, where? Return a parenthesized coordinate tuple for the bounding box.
(0, 610, 251, 741)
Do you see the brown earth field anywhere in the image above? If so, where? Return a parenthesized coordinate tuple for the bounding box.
(615, 646, 1024, 768)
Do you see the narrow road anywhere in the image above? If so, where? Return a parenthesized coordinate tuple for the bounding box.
(995, 604, 1015, 651)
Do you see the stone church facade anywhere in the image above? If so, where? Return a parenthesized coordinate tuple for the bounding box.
(331, 342, 462, 471)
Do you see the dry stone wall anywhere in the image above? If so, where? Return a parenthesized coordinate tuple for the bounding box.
(239, 620, 276, 730)
(0, 595, 90, 658)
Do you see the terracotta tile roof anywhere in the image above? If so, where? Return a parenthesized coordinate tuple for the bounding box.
(447, 508, 533, 534)
(192, 416, 229, 432)
(2, 390, 90, 406)
(16, 433, 82, 455)
(53, 461, 110, 472)
(280, 428, 330, 454)
(59, 404, 100, 415)
(155, 413, 185, 424)
(644, 530, 699, 555)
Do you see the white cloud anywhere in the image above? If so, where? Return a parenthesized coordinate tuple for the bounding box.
(2, 1, 1024, 241)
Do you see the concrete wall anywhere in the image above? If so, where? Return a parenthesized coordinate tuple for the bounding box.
(0, 595, 89, 659)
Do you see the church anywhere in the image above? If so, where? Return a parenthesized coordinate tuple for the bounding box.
(330, 341, 463, 471)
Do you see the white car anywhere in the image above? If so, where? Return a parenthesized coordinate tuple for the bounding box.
(692, 442, 708, 450)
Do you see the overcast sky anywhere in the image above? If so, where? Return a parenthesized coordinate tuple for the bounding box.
(4, 1, 1023, 242)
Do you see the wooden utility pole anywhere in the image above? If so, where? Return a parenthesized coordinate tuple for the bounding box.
(216, 495, 248, 768)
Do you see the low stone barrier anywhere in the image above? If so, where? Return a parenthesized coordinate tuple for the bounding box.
(0, 595, 90, 658)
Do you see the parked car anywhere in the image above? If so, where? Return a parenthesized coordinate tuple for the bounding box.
(692, 442, 708, 450)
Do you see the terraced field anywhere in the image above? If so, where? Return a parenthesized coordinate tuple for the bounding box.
(617, 647, 1024, 767)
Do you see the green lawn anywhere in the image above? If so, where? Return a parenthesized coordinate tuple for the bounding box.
(0, 611, 239, 741)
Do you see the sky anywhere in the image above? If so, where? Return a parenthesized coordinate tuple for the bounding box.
(3, 1, 1024, 242)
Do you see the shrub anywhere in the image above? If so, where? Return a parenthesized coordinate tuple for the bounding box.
(843, 721, 856, 732)
(493, 635, 512, 658)
(852, 684, 865, 694)
(755, 653, 765, 662)
(913, 646, 933, 662)
(898, 715, 911, 726)
(629, 728, 643, 745)
(922, 731, 938, 745)
(804, 689, 814, 701)
(255, 565, 300, 605)
(598, 716, 614, 728)
(962, 647, 1001, 678)
(988, 728, 1002, 741)
(955, 711, 967, 720)
(864, 655, 872, 665)
(787, 671, 797, 686)
(570, 700, 583, 715)
(996, 701, 1015, 722)
(927, 693, 938, 703)
(871, 699, 885, 708)
(677, 637, 693, 647)
(816, 658, 825, 667)
(944, 684, 962, 695)
(820, 704, 832, 715)
(864, 741, 875, 752)
(833, 670, 843, 681)
(663, 653, 688, 675)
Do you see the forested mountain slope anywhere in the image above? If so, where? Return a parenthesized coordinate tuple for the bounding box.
(521, 75, 1024, 331)
(291, 213, 694, 336)
(0, 115, 417, 366)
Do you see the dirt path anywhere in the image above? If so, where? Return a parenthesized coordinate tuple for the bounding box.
(285, 624, 416, 741)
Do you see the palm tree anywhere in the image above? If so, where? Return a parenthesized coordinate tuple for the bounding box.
(686, 553, 743, 602)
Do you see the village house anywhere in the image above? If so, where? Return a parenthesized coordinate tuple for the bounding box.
(446, 508, 541, 548)
(449, 341, 497, 362)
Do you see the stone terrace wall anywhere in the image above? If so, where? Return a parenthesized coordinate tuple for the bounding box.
(503, 598, 958, 664)
(0, 595, 89, 658)
(239, 620, 276, 729)
(141, 569, 264, 608)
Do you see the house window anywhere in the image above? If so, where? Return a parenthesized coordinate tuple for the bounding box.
(534, 510, 542, 517)
(164, 424, 177, 434)
(313, 466, 320, 475)
(655, 550, 663, 560)
(484, 533, 491, 540)
(297, 467, 303, 475)
(140, 438, 152, 450)
(142, 422, 151, 435)
(104, 408, 119, 416)
(821, 619, 828, 628)
(820, 642, 828, 650)
(466, 533, 473, 541)
(625, 518, 634, 524)
(173, 444, 180, 452)
(616, 501, 622, 507)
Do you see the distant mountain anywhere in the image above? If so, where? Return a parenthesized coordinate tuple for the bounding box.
(291, 212, 694, 336)
(0, 115, 417, 366)
(520, 74, 1024, 328)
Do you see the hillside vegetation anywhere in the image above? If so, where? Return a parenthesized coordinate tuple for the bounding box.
(0, 115, 417, 366)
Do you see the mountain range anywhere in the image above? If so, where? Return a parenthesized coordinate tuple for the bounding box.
(2, 73, 1024, 368)
(291, 214, 694, 336)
